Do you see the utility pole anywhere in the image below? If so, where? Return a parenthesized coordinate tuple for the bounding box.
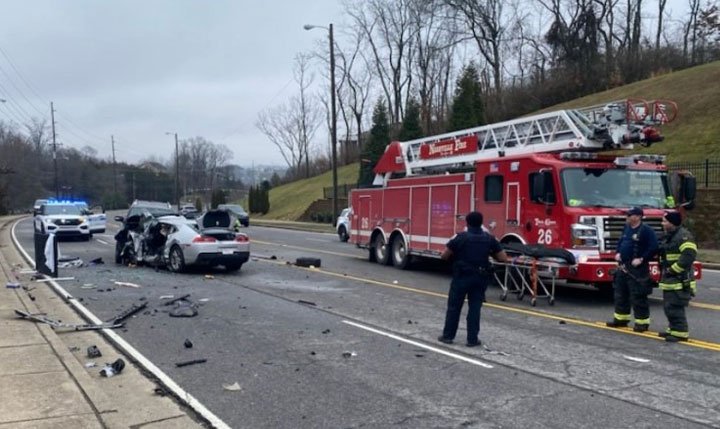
(50, 102, 59, 199)
(329, 23, 339, 224)
(111, 135, 118, 198)
(174, 133, 180, 210)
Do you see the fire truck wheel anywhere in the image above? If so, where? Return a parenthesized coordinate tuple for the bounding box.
(373, 235, 391, 265)
(391, 236, 411, 270)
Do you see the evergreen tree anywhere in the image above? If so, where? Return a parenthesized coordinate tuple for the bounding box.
(398, 98, 423, 141)
(448, 63, 485, 132)
(358, 100, 391, 187)
(249, 186, 256, 213)
(211, 189, 226, 208)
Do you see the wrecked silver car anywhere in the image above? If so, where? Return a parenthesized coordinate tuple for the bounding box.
(115, 209, 250, 272)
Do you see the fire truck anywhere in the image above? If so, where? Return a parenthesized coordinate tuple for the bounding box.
(349, 99, 699, 290)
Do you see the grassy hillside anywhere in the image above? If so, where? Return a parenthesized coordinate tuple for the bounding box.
(257, 163, 359, 220)
(544, 60, 720, 161)
(260, 61, 720, 220)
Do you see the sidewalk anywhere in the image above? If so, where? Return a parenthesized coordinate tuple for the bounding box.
(0, 218, 204, 428)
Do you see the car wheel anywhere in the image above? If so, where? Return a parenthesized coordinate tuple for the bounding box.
(168, 245, 186, 273)
(119, 240, 135, 265)
(338, 225, 349, 242)
(115, 241, 122, 264)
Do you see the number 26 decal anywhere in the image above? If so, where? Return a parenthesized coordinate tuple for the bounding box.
(537, 228, 553, 245)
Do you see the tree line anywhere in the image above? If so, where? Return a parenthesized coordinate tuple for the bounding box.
(258, 0, 720, 182)
(0, 122, 246, 214)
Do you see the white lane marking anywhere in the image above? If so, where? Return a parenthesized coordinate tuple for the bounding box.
(96, 239, 110, 245)
(10, 219, 232, 429)
(342, 320, 493, 369)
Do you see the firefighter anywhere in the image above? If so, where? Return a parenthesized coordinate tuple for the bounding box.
(438, 211, 509, 347)
(606, 206, 658, 332)
(657, 210, 697, 342)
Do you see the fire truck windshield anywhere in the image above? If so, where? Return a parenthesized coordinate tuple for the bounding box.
(561, 168, 671, 209)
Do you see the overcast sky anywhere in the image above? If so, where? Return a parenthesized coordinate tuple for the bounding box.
(0, 0, 343, 167)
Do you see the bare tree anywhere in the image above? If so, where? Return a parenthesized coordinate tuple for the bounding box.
(657, 0, 668, 50)
(256, 55, 321, 179)
(410, 0, 458, 132)
(684, 0, 702, 64)
(336, 25, 373, 164)
(25, 118, 49, 153)
(445, 0, 509, 106)
(345, 0, 417, 124)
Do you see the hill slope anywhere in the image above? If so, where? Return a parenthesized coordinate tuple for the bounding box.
(261, 61, 720, 220)
(545, 60, 720, 161)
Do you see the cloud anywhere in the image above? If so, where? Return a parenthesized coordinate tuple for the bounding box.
(0, 0, 342, 166)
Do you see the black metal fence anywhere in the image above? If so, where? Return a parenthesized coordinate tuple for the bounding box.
(323, 183, 355, 199)
(668, 159, 720, 188)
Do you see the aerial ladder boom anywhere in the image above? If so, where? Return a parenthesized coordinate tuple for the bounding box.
(372, 99, 677, 179)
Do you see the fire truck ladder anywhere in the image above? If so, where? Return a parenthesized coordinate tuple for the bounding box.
(393, 99, 676, 177)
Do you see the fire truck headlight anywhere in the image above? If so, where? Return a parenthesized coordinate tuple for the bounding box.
(571, 224, 599, 248)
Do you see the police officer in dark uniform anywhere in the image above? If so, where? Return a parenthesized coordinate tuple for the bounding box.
(657, 210, 697, 342)
(438, 211, 508, 347)
(606, 206, 658, 332)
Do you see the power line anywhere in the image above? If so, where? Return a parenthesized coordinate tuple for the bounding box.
(0, 61, 47, 118)
(0, 43, 108, 150)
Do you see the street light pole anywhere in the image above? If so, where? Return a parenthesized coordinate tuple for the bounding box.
(304, 23, 339, 223)
(166, 132, 180, 210)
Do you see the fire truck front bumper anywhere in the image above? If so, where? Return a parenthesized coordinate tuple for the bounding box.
(566, 261, 702, 284)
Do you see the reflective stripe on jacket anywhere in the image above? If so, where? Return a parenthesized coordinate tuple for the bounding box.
(658, 226, 697, 292)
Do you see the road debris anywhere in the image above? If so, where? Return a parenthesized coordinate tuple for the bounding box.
(163, 294, 191, 306)
(296, 257, 321, 268)
(89, 257, 104, 265)
(170, 303, 198, 318)
(222, 382, 241, 391)
(81, 284, 96, 289)
(58, 257, 84, 268)
(107, 302, 148, 324)
(114, 281, 141, 288)
(85, 362, 97, 368)
(298, 300, 316, 306)
(35, 277, 75, 283)
(623, 355, 650, 363)
(184, 339, 193, 348)
(100, 358, 125, 377)
(342, 351, 357, 358)
(15, 309, 123, 331)
(159, 295, 174, 300)
(87, 345, 102, 358)
(5, 282, 21, 289)
(175, 358, 207, 368)
(204, 275, 215, 280)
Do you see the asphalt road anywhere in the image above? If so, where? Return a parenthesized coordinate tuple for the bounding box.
(12, 218, 720, 428)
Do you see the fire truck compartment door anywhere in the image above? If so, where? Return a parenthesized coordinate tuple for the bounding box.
(506, 182, 520, 225)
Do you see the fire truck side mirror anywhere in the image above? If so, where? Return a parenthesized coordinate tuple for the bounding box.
(681, 175, 696, 209)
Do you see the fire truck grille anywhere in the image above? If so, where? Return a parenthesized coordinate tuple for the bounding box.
(602, 216, 663, 252)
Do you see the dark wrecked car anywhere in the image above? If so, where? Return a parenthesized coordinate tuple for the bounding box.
(115, 209, 250, 272)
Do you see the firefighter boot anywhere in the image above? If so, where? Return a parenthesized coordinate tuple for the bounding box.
(606, 319, 629, 328)
(665, 334, 689, 343)
(633, 324, 649, 332)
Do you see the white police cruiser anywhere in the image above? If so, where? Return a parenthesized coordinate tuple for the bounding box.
(74, 201, 107, 234)
(34, 201, 91, 240)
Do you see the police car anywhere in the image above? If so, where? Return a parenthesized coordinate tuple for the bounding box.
(74, 202, 107, 234)
(34, 201, 91, 240)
